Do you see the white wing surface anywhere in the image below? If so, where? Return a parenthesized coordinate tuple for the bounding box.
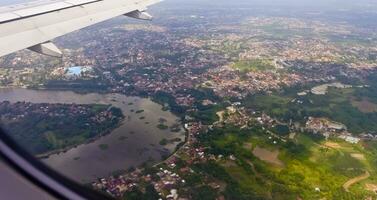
(0, 0, 161, 57)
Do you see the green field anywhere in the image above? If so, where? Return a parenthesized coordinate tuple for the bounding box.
(243, 85, 377, 134)
(197, 125, 377, 199)
(232, 59, 275, 73)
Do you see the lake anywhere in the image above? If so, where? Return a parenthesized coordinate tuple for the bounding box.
(0, 88, 186, 183)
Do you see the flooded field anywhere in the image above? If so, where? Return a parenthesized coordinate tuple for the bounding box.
(0, 88, 185, 182)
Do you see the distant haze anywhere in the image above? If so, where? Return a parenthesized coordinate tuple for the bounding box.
(1, 0, 376, 11)
(166, 0, 377, 11)
(171, 0, 375, 6)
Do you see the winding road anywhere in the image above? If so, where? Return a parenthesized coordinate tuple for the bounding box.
(343, 170, 370, 192)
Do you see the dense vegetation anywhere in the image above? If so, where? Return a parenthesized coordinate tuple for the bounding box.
(123, 184, 160, 200)
(152, 91, 187, 115)
(0, 103, 123, 155)
(243, 84, 377, 134)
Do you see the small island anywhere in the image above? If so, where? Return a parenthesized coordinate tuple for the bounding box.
(0, 101, 124, 155)
(157, 124, 169, 130)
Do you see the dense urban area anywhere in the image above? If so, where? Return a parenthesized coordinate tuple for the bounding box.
(1, 0, 377, 199)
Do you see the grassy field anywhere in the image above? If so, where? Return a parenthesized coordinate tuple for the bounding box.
(232, 59, 275, 73)
(199, 125, 377, 199)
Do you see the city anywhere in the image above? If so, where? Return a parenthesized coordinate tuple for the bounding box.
(0, 0, 377, 199)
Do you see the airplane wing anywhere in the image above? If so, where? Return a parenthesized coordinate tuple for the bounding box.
(0, 0, 161, 57)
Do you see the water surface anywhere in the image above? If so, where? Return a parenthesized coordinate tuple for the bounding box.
(0, 88, 185, 182)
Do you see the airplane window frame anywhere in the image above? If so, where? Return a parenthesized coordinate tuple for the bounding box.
(0, 128, 112, 200)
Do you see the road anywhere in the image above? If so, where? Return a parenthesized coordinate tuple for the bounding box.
(343, 170, 370, 192)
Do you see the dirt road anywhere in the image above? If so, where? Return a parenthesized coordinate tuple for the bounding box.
(343, 170, 370, 192)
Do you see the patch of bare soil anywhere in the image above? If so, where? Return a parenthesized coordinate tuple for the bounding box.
(365, 183, 377, 193)
(351, 97, 377, 113)
(324, 142, 342, 149)
(216, 111, 225, 122)
(350, 153, 366, 161)
(243, 142, 253, 150)
(252, 146, 284, 167)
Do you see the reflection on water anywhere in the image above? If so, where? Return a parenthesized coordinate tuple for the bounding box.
(0, 88, 185, 182)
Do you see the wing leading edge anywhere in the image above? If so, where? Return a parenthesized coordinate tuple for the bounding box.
(0, 0, 161, 57)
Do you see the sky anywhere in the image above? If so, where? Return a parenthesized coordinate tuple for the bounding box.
(0, 0, 29, 6)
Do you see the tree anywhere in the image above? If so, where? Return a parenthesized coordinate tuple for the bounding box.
(144, 184, 160, 200)
(191, 186, 217, 200)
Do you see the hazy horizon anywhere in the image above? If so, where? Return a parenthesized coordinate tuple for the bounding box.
(1, 0, 376, 10)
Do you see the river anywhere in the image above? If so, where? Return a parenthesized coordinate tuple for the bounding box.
(0, 88, 186, 183)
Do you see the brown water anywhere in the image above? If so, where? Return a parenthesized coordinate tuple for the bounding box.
(0, 88, 185, 182)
